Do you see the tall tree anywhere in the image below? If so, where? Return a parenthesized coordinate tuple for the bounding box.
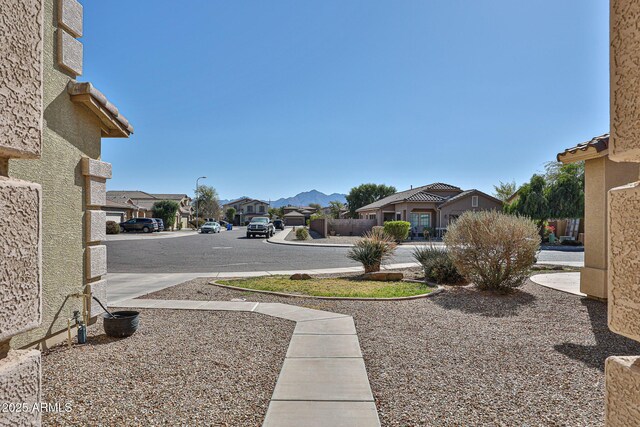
(493, 180, 517, 202)
(510, 174, 549, 226)
(545, 162, 584, 219)
(328, 200, 344, 219)
(193, 185, 221, 220)
(309, 203, 322, 212)
(346, 183, 397, 218)
(268, 207, 285, 219)
(152, 200, 179, 230)
(225, 207, 236, 223)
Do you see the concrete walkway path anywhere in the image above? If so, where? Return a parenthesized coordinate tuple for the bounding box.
(113, 298, 380, 426)
(530, 272, 585, 296)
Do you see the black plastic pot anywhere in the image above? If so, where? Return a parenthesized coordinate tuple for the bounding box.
(103, 311, 140, 337)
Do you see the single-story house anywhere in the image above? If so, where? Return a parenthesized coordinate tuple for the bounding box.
(223, 197, 270, 225)
(283, 211, 306, 226)
(356, 182, 503, 236)
(106, 190, 193, 228)
(557, 133, 640, 300)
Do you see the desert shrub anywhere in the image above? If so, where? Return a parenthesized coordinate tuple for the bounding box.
(347, 230, 397, 273)
(383, 221, 411, 242)
(444, 211, 539, 292)
(412, 245, 464, 284)
(296, 227, 309, 240)
(371, 226, 384, 235)
(106, 220, 120, 234)
(176, 221, 183, 230)
(189, 218, 205, 229)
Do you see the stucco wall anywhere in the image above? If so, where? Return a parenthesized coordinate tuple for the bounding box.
(8, 0, 102, 349)
(0, 0, 43, 160)
(439, 193, 502, 226)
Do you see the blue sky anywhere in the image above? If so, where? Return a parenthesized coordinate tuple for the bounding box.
(86, 1, 609, 201)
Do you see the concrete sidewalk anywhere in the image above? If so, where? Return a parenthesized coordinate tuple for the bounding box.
(530, 272, 585, 296)
(113, 298, 381, 426)
(106, 262, 421, 305)
(106, 230, 198, 241)
(268, 228, 444, 249)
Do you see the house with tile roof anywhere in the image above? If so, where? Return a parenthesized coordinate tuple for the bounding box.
(356, 183, 502, 236)
(106, 190, 193, 228)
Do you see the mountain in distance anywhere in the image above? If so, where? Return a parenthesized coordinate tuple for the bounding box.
(270, 190, 347, 208)
(219, 190, 346, 208)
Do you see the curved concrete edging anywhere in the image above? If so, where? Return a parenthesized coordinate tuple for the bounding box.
(209, 280, 444, 301)
(112, 298, 381, 426)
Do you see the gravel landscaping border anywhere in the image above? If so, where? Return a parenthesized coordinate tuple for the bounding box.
(41, 308, 294, 426)
(141, 276, 640, 426)
(209, 280, 444, 301)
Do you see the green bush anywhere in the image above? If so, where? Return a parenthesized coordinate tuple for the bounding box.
(106, 220, 120, 235)
(412, 245, 464, 284)
(383, 221, 411, 242)
(444, 211, 539, 292)
(347, 230, 397, 273)
(152, 200, 179, 231)
(296, 227, 309, 240)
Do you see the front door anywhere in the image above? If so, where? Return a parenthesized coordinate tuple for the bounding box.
(409, 212, 431, 235)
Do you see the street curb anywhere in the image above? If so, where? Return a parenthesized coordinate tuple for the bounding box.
(208, 280, 444, 301)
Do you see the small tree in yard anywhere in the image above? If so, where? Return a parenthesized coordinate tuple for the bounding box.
(347, 229, 397, 273)
(152, 200, 179, 230)
(444, 210, 539, 292)
(412, 245, 464, 284)
(225, 207, 236, 224)
(295, 227, 309, 240)
(383, 221, 411, 242)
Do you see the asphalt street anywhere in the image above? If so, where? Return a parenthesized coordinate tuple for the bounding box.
(106, 227, 584, 273)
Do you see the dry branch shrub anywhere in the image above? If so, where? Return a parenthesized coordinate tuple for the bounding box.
(295, 227, 309, 240)
(444, 211, 539, 292)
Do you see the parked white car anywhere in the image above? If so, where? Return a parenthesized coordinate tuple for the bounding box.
(200, 221, 221, 234)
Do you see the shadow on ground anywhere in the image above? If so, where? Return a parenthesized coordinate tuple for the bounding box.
(554, 298, 640, 371)
(431, 286, 537, 318)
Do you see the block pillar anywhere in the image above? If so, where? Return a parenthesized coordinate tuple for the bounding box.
(581, 158, 639, 299)
(607, 0, 640, 424)
(0, 0, 44, 425)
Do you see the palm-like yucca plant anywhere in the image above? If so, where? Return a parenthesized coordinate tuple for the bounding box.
(347, 229, 398, 273)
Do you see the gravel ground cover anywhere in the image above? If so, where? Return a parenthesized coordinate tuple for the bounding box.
(144, 276, 640, 426)
(42, 309, 293, 426)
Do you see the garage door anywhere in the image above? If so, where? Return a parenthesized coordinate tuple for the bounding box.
(106, 212, 124, 223)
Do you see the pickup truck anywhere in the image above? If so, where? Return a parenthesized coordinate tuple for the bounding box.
(246, 217, 275, 238)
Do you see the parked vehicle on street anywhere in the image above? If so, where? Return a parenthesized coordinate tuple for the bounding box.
(246, 217, 275, 238)
(119, 218, 158, 233)
(153, 218, 165, 232)
(273, 219, 285, 230)
(201, 221, 221, 234)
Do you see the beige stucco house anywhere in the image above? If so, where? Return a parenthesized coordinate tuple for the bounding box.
(356, 183, 503, 236)
(557, 134, 639, 300)
(106, 190, 193, 228)
(223, 197, 270, 225)
(1, 0, 132, 423)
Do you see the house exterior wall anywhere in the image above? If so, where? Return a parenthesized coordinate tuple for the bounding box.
(8, 0, 107, 350)
(0, 0, 44, 423)
(606, 0, 640, 423)
(439, 194, 503, 226)
(581, 157, 639, 299)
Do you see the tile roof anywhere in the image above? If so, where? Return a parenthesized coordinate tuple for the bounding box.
(557, 134, 609, 162)
(105, 199, 136, 209)
(405, 192, 447, 202)
(67, 81, 134, 137)
(152, 194, 189, 201)
(438, 189, 504, 208)
(107, 190, 155, 200)
(356, 183, 462, 212)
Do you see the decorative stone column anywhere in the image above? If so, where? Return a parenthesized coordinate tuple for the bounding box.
(607, 0, 640, 424)
(0, 0, 44, 424)
(82, 158, 111, 318)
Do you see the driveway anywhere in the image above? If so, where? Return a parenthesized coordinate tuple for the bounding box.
(106, 227, 584, 274)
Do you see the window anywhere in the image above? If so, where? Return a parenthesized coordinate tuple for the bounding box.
(247, 205, 254, 213)
(259, 205, 265, 213)
(472, 196, 478, 207)
(396, 213, 401, 220)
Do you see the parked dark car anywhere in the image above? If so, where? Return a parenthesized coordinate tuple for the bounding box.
(153, 218, 165, 232)
(119, 218, 158, 233)
(246, 217, 275, 238)
(273, 219, 285, 230)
